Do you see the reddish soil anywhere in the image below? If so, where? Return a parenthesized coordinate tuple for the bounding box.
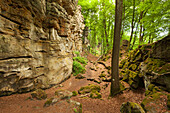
(0, 52, 146, 113)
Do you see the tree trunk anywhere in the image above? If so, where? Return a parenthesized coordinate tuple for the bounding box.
(110, 0, 123, 97)
(131, 17, 139, 49)
(128, 0, 135, 49)
(121, 2, 125, 39)
(139, 0, 144, 44)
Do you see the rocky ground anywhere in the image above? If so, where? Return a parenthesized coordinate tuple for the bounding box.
(0, 50, 169, 113)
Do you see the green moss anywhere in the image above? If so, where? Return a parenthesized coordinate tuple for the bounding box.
(72, 56, 88, 76)
(78, 84, 101, 96)
(106, 55, 111, 60)
(75, 74, 85, 79)
(145, 84, 162, 96)
(0, 91, 13, 96)
(55, 89, 64, 96)
(119, 59, 127, 68)
(107, 66, 111, 70)
(72, 61, 86, 76)
(134, 49, 140, 58)
(134, 54, 142, 62)
(90, 90, 102, 99)
(120, 72, 126, 78)
(73, 108, 78, 113)
(129, 64, 137, 71)
(143, 54, 149, 61)
(31, 89, 47, 100)
(79, 84, 101, 99)
(152, 86, 161, 93)
(73, 57, 88, 65)
(72, 91, 78, 96)
(101, 77, 107, 81)
(142, 92, 164, 108)
(148, 84, 155, 91)
(145, 58, 166, 73)
(99, 73, 106, 78)
(73, 51, 81, 57)
(151, 92, 164, 100)
(107, 70, 111, 74)
(120, 102, 145, 113)
(122, 62, 130, 70)
(128, 71, 139, 89)
(129, 70, 138, 80)
(122, 69, 130, 81)
(73, 104, 82, 113)
(158, 63, 170, 74)
(44, 97, 54, 107)
(120, 82, 126, 91)
(145, 90, 152, 96)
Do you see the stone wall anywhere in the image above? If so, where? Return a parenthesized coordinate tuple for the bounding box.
(0, 0, 84, 96)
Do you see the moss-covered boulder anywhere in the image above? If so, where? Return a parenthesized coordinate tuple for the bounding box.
(75, 74, 86, 79)
(90, 90, 102, 99)
(44, 97, 57, 107)
(72, 91, 78, 96)
(31, 89, 47, 100)
(120, 36, 170, 91)
(78, 84, 101, 99)
(142, 92, 169, 112)
(120, 102, 145, 113)
(55, 89, 73, 99)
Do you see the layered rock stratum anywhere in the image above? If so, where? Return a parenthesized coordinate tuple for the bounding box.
(0, 0, 84, 96)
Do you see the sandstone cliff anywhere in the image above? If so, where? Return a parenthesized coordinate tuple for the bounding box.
(0, 0, 85, 96)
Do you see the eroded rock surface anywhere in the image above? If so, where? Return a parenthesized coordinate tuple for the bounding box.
(0, 0, 84, 96)
(120, 36, 170, 112)
(120, 36, 170, 91)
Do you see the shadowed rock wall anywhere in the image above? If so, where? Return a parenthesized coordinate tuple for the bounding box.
(0, 0, 84, 96)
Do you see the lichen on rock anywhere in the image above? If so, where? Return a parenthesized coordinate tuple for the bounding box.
(78, 84, 101, 99)
(120, 36, 170, 91)
(120, 101, 145, 113)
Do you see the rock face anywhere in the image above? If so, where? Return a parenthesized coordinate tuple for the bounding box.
(120, 36, 170, 91)
(151, 35, 170, 61)
(0, 0, 84, 96)
(120, 36, 170, 113)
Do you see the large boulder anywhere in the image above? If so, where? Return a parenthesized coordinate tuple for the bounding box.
(120, 102, 145, 113)
(141, 91, 169, 113)
(120, 36, 170, 113)
(151, 35, 170, 61)
(120, 36, 170, 91)
(0, 0, 84, 96)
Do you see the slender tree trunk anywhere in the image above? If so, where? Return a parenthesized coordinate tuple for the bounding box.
(128, 0, 135, 49)
(139, 0, 144, 44)
(131, 17, 139, 49)
(110, 0, 123, 97)
(148, 34, 151, 44)
(111, 24, 114, 46)
(121, 2, 125, 39)
(104, 18, 109, 47)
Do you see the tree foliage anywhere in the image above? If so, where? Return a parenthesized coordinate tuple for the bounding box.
(78, 0, 169, 52)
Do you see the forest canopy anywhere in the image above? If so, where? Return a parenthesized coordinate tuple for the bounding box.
(78, 0, 170, 55)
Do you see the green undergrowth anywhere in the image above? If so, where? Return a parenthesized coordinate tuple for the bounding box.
(72, 52, 88, 76)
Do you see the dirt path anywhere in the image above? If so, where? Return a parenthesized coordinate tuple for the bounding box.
(0, 52, 145, 113)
